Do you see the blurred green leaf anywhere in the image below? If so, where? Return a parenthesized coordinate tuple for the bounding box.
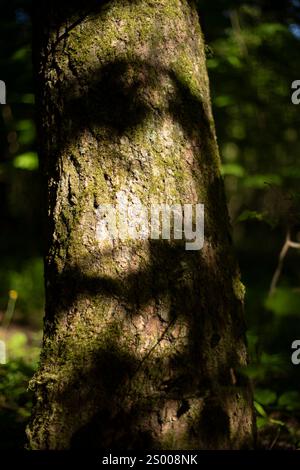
(13, 152, 38, 171)
(222, 163, 245, 177)
(227, 56, 242, 68)
(244, 174, 282, 189)
(265, 288, 300, 317)
(7, 333, 27, 359)
(278, 391, 300, 411)
(11, 45, 30, 62)
(243, 352, 286, 381)
(269, 418, 285, 426)
(255, 388, 277, 406)
(20, 93, 35, 104)
(214, 95, 235, 107)
(254, 400, 267, 417)
(257, 416, 269, 429)
(237, 210, 264, 222)
(16, 119, 36, 145)
(256, 22, 287, 38)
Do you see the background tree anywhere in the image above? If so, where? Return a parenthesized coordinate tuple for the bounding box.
(26, 0, 254, 450)
(200, 1, 300, 438)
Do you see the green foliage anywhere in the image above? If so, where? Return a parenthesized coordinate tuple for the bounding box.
(13, 151, 38, 170)
(256, 416, 269, 429)
(278, 392, 300, 411)
(201, 1, 300, 443)
(0, 0, 42, 328)
(243, 174, 282, 189)
(0, 258, 44, 327)
(15, 119, 36, 146)
(255, 388, 277, 406)
(244, 351, 286, 382)
(221, 163, 245, 177)
(254, 400, 267, 418)
(237, 210, 263, 222)
(265, 288, 300, 317)
(0, 330, 41, 449)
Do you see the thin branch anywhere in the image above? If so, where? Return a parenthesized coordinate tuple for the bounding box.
(288, 240, 300, 249)
(229, 9, 248, 57)
(269, 230, 300, 296)
(269, 427, 281, 450)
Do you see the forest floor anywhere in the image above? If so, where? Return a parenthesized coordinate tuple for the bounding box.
(258, 414, 300, 450)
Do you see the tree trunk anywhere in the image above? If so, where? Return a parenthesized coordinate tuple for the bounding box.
(27, 0, 254, 449)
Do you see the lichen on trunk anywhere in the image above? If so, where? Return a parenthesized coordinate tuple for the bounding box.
(27, 0, 255, 449)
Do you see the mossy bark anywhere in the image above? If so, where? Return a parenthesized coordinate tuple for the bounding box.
(28, 0, 255, 449)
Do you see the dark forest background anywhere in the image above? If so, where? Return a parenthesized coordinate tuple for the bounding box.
(1, 0, 300, 449)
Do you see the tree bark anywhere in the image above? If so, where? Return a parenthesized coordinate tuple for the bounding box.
(27, 0, 255, 449)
